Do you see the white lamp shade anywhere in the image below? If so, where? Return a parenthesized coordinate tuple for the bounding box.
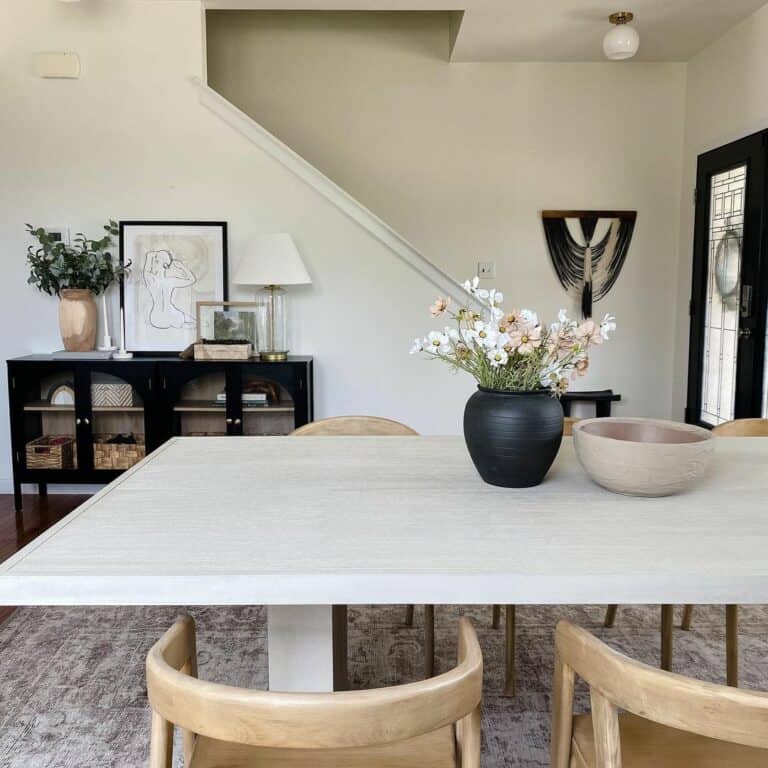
(234, 233, 311, 286)
(603, 23, 639, 60)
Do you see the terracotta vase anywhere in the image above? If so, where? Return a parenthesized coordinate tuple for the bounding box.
(59, 289, 97, 352)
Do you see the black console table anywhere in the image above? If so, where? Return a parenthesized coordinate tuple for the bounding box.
(6, 355, 313, 511)
(561, 389, 621, 418)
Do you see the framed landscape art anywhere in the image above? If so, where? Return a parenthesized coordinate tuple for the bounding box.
(120, 221, 228, 352)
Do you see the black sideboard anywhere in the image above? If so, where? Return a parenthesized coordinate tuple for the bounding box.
(7, 355, 313, 511)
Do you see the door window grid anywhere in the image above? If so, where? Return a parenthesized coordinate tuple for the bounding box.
(700, 166, 746, 426)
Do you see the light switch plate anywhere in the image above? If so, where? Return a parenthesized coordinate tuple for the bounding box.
(477, 261, 495, 279)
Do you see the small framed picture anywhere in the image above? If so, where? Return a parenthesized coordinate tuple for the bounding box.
(196, 301, 259, 350)
(120, 221, 228, 352)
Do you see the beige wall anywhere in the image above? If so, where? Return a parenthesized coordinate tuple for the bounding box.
(0, 1, 477, 490)
(207, 10, 688, 418)
(673, 3, 768, 418)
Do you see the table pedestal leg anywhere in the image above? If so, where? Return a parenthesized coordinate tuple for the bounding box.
(267, 605, 336, 692)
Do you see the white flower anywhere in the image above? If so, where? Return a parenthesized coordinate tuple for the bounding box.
(487, 348, 509, 367)
(426, 330, 451, 354)
(490, 305, 504, 321)
(468, 321, 498, 348)
(488, 289, 504, 307)
(447, 326, 461, 342)
(476, 288, 490, 300)
(409, 337, 423, 355)
(557, 308, 568, 324)
(462, 276, 480, 295)
(520, 309, 539, 326)
(496, 332, 512, 351)
(600, 313, 617, 340)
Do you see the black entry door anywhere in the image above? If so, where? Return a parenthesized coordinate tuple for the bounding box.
(686, 131, 768, 427)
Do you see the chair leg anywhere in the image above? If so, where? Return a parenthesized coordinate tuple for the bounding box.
(492, 604, 501, 629)
(660, 604, 674, 671)
(603, 605, 618, 628)
(726, 604, 739, 687)
(681, 604, 694, 631)
(404, 604, 415, 626)
(504, 605, 516, 696)
(332, 604, 348, 691)
(424, 604, 435, 678)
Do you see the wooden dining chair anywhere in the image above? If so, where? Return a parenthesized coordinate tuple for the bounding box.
(712, 417, 768, 437)
(600, 418, 768, 687)
(550, 619, 768, 768)
(146, 614, 483, 768)
(291, 415, 434, 684)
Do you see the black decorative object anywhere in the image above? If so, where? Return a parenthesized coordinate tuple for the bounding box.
(542, 210, 636, 318)
(463, 387, 563, 488)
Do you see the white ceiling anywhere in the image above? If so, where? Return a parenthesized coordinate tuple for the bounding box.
(204, 0, 768, 62)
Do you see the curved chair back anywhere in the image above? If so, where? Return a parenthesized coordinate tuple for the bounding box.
(713, 418, 768, 437)
(147, 615, 481, 752)
(291, 415, 418, 436)
(551, 619, 768, 765)
(563, 417, 580, 437)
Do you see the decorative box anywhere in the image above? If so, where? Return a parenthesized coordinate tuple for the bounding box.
(26, 436, 76, 469)
(93, 434, 146, 470)
(91, 382, 133, 408)
(194, 342, 252, 361)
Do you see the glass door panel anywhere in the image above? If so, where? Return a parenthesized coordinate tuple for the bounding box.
(688, 130, 767, 427)
(90, 372, 146, 471)
(241, 373, 295, 436)
(22, 369, 78, 470)
(699, 166, 745, 425)
(173, 371, 228, 436)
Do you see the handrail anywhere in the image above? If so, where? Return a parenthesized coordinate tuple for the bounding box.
(190, 77, 479, 309)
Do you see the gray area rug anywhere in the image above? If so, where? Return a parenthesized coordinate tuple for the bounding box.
(1, 604, 767, 767)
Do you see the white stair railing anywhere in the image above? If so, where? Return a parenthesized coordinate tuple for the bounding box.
(191, 77, 477, 308)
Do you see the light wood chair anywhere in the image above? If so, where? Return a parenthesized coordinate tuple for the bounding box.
(291, 416, 433, 683)
(712, 417, 768, 437)
(601, 419, 768, 687)
(550, 619, 768, 768)
(147, 614, 483, 768)
(489, 417, 583, 695)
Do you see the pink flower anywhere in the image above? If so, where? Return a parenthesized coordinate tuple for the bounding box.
(429, 296, 451, 317)
(576, 319, 603, 346)
(508, 324, 542, 355)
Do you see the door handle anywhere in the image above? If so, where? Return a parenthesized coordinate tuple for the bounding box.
(234, 418, 241, 425)
(738, 327, 752, 339)
(226, 418, 233, 424)
(76, 418, 81, 425)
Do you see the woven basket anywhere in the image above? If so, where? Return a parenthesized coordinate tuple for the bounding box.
(94, 434, 146, 470)
(26, 436, 76, 470)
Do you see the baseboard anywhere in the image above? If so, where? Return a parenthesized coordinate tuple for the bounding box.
(0, 477, 103, 495)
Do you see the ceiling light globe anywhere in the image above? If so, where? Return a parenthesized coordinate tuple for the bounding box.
(603, 23, 639, 60)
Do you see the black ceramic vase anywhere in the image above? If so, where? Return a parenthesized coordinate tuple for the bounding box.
(463, 387, 564, 488)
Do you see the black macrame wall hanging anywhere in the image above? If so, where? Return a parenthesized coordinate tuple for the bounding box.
(542, 210, 637, 318)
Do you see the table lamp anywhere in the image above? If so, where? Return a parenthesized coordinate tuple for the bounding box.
(234, 234, 311, 362)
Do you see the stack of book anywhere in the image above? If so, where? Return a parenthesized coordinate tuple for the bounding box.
(215, 391, 270, 407)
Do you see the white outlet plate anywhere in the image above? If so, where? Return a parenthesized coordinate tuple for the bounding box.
(477, 261, 495, 279)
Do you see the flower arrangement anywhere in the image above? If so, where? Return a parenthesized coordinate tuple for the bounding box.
(26, 220, 128, 297)
(410, 277, 615, 394)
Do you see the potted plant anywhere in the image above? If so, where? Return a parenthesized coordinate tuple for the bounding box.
(411, 277, 616, 487)
(26, 221, 128, 352)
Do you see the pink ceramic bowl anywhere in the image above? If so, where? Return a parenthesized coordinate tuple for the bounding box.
(572, 417, 714, 497)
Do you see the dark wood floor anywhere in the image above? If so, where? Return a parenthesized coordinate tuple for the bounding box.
(0, 493, 89, 624)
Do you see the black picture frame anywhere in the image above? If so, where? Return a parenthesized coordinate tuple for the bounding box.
(119, 221, 228, 355)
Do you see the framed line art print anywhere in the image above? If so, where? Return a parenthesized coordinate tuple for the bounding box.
(119, 221, 228, 352)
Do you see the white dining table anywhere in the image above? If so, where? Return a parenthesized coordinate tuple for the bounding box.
(1, 434, 767, 692)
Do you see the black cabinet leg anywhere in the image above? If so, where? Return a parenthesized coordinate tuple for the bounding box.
(13, 482, 22, 513)
(596, 402, 612, 418)
(38, 482, 48, 498)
